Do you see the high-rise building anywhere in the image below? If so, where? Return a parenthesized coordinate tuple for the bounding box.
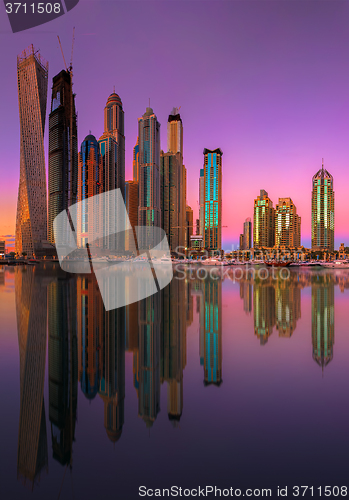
(311, 161, 334, 252)
(253, 190, 275, 248)
(243, 217, 252, 250)
(98, 92, 126, 252)
(101, 92, 125, 194)
(167, 107, 183, 158)
(199, 168, 205, 237)
(15, 46, 49, 257)
(138, 107, 161, 248)
(203, 149, 223, 250)
(125, 180, 139, 252)
(133, 137, 140, 182)
(160, 151, 184, 251)
(48, 70, 78, 245)
(195, 219, 200, 235)
(186, 206, 194, 248)
(77, 134, 103, 248)
(275, 198, 301, 248)
(239, 234, 244, 250)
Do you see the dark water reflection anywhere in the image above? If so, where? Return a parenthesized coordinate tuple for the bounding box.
(0, 264, 349, 499)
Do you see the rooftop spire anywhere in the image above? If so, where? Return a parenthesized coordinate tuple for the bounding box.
(322, 158, 324, 171)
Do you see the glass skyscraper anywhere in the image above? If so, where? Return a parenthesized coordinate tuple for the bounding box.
(311, 161, 334, 252)
(98, 92, 126, 252)
(243, 217, 252, 250)
(203, 148, 222, 251)
(275, 198, 301, 248)
(77, 134, 102, 248)
(15, 46, 48, 257)
(138, 107, 161, 248)
(253, 190, 275, 248)
(48, 69, 78, 245)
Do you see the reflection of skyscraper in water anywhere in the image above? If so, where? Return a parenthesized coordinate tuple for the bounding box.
(48, 276, 77, 465)
(253, 279, 275, 345)
(77, 276, 103, 399)
(275, 276, 301, 337)
(239, 280, 252, 315)
(126, 300, 140, 396)
(98, 308, 125, 443)
(161, 278, 187, 425)
(139, 292, 161, 427)
(202, 278, 222, 386)
(312, 276, 334, 369)
(16, 267, 48, 489)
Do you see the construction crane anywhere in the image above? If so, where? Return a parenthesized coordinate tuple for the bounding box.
(57, 27, 75, 75)
(69, 27, 75, 72)
(57, 35, 67, 72)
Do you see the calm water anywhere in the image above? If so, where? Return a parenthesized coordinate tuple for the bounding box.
(1, 263, 349, 499)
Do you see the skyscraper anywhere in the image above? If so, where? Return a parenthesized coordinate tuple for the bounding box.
(100, 91, 125, 194)
(275, 198, 301, 248)
(15, 46, 48, 257)
(167, 107, 183, 158)
(48, 69, 78, 245)
(125, 180, 139, 252)
(311, 161, 334, 252)
(199, 168, 205, 237)
(77, 134, 103, 247)
(243, 217, 252, 250)
(160, 151, 184, 251)
(203, 149, 222, 250)
(98, 92, 126, 252)
(133, 137, 140, 182)
(138, 107, 161, 248)
(253, 190, 275, 248)
(186, 205, 194, 248)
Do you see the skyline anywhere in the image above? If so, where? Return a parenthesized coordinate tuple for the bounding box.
(1, 1, 349, 249)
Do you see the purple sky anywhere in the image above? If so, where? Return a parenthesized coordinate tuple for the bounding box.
(1, 0, 349, 250)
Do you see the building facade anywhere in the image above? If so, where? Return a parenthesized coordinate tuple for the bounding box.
(311, 161, 334, 252)
(199, 168, 205, 239)
(133, 137, 139, 183)
(125, 180, 139, 252)
(138, 107, 161, 248)
(253, 190, 275, 248)
(98, 92, 126, 252)
(160, 151, 184, 252)
(275, 198, 301, 248)
(48, 70, 78, 245)
(243, 217, 252, 250)
(186, 206, 194, 249)
(16, 46, 49, 257)
(203, 149, 222, 250)
(77, 134, 103, 248)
